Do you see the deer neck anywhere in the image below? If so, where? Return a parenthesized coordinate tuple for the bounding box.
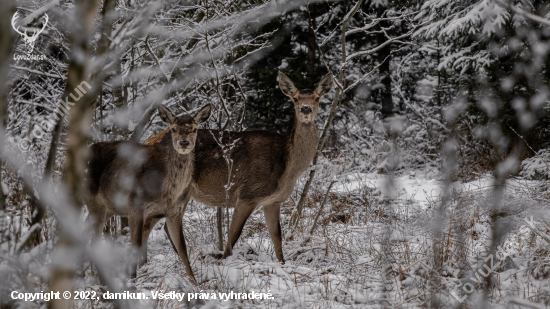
(162, 140, 194, 201)
(284, 116, 318, 180)
(166, 149, 192, 170)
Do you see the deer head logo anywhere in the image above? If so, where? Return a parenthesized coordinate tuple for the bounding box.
(11, 12, 48, 54)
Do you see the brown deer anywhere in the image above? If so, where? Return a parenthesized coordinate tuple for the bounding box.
(86, 104, 211, 281)
(145, 72, 333, 265)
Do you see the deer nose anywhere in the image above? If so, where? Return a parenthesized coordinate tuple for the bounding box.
(179, 140, 190, 148)
(300, 106, 312, 115)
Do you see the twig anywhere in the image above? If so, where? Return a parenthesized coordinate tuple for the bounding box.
(346, 20, 429, 62)
(11, 65, 64, 79)
(145, 35, 170, 82)
(302, 181, 336, 245)
(507, 124, 537, 155)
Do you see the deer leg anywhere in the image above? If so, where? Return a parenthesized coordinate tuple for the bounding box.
(165, 214, 196, 283)
(128, 210, 144, 278)
(139, 215, 161, 267)
(85, 201, 112, 284)
(164, 221, 178, 254)
(263, 203, 284, 263)
(164, 190, 191, 252)
(222, 202, 256, 259)
(87, 201, 107, 244)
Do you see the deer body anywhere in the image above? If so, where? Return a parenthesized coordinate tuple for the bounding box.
(146, 72, 333, 262)
(87, 104, 211, 282)
(191, 121, 318, 208)
(88, 138, 192, 217)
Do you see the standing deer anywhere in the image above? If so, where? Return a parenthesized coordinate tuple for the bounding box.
(87, 104, 211, 281)
(145, 72, 333, 265)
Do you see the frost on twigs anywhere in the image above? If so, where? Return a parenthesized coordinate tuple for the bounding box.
(520, 149, 550, 180)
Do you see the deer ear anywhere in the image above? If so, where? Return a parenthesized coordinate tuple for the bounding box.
(158, 105, 175, 124)
(194, 104, 211, 124)
(314, 72, 333, 97)
(278, 72, 298, 98)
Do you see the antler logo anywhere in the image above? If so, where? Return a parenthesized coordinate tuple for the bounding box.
(11, 12, 48, 54)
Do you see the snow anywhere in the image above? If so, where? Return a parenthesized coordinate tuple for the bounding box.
(2, 162, 549, 309)
(333, 170, 542, 211)
(334, 170, 455, 207)
(520, 149, 550, 179)
(333, 170, 442, 207)
(82, 169, 536, 308)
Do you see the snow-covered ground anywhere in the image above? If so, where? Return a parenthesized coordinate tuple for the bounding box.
(335, 169, 543, 210)
(66, 169, 550, 309)
(4, 168, 547, 308)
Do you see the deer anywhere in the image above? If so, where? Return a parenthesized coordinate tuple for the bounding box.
(86, 104, 211, 282)
(144, 72, 333, 266)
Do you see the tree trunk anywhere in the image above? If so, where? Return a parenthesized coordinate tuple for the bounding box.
(0, 0, 15, 211)
(42, 117, 64, 183)
(48, 0, 100, 307)
(306, 3, 316, 79)
(98, 0, 126, 139)
(217, 207, 224, 251)
(120, 216, 129, 234)
(23, 182, 43, 246)
(376, 6, 393, 119)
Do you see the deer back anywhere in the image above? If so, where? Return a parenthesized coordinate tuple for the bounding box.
(189, 129, 287, 205)
(88, 133, 191, 213)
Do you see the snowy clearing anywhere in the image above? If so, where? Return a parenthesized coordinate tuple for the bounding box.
(65, 169, 550, 309)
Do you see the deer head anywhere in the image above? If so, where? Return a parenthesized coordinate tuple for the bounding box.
(158, 104, 211, 154)
(11, 12, 49, 54)
(278, 72, 333, 124)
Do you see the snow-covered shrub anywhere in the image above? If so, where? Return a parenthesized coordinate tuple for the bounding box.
(520, 149, 550, 180)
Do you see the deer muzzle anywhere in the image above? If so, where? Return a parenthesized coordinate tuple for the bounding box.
(300, 105, 312, 115)
(176, 140, 192, 154)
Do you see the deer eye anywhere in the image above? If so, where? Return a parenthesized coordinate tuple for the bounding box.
(315, 97, 320, 102)
(293, 98, 298, 102)
(192, 129, 197, 133)
(171, 128, 175, 133)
